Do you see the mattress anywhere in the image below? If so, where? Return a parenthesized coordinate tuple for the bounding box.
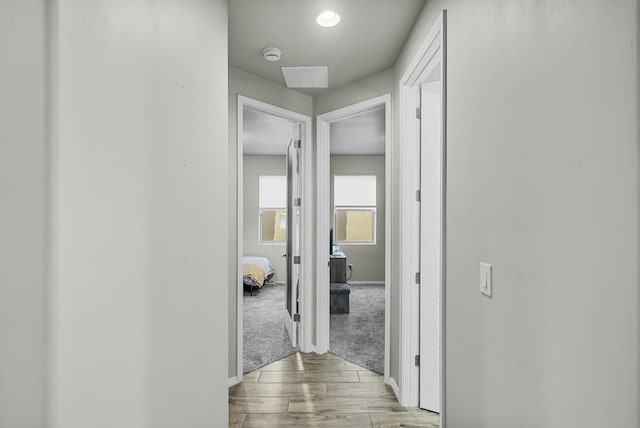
(242, 256, 275, 291)
(242, 256, 275, 278)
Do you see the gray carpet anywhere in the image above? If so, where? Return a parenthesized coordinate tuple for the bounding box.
(330, 283, 385, 374)
(243, 282, 295, 374)
(243, 282, 385, 375)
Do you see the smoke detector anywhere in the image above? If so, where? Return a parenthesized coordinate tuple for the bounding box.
(262, 47, 281, 62)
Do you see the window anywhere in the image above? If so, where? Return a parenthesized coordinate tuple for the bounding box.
(333, 175, 376, 244)
(259, 175, 286, 244)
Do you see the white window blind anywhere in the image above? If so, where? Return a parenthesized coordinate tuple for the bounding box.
(259, 175, 286, 208)
(334, 175, 376, 206)
(333, 175, 376, 244)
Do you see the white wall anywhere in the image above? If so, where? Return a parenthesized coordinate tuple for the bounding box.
(396, 1, 639, 426)
(330, 155, 385, 282)
(50, 1, 229, 427)
(228, 66, 312, 378)
(243, 155, 287, 280)
(0, 1, 48, 426)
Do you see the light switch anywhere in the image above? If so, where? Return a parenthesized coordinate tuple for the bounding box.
(480, 262, 492, 298)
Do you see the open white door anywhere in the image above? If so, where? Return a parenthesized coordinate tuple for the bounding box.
(284, 127, 302, 348)
(418, 78, 443, 411)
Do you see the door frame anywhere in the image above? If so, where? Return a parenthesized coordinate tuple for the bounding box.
(398, 9, 447, 421)
(315, 94, 392, 382)
(284, 134, 301, 348)
(236, 95, 313, 383)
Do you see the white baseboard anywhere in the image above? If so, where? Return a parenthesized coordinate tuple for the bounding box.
(314, 344, 329, 354)
(348, 281, 385, 285)
(228, 376, 239, 387)
(389, 377, 401, 402)
(299, 344, 317, 354)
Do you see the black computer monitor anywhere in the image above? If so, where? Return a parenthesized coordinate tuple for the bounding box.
(329, 227, 334, 255)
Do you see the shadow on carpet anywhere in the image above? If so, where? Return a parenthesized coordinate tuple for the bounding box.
(243, 282, 296, 374)
(330, 283, 385, 374)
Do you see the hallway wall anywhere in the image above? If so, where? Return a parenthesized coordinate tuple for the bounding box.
(397, 1, 639, 426)
(3, 1, 231, 425)
(313, 69, 395, 117)
(0, 1, 48, 426)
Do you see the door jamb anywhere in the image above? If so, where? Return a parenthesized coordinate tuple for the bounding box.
(398, 9, 447, 423)
(236, 95, 313, 384)
(315, 94, 392, 383)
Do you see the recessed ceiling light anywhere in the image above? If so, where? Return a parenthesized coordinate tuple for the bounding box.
(316, 10, 340, 27)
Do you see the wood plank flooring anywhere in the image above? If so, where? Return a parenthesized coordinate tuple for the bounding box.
(229, 352, 439, 427)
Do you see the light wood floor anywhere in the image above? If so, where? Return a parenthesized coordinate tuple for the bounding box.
(229, 352, 440, 427)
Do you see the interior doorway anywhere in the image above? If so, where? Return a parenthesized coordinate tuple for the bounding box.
(236, 96, 312, 382)
(316, 94, 391, 380)
(398, 10, 447, 421)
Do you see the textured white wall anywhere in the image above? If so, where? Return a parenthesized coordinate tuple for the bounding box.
(0, 1, 48, 426)
(50, 1, 229, 427)
(396, 1, 639, 426)
(313, 69, 394, 117)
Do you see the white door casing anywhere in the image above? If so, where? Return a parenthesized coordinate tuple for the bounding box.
(315, 95, 391, 384)
(235, 96, 313, 385)
(419, 80, 443, 413)
(284, 131, 302, 348)
(398, 9, 446, 423)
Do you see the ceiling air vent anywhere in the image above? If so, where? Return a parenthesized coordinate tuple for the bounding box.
(281, 66, 328, 89)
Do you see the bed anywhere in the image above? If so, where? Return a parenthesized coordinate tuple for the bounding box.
(242, 256, 275, 295)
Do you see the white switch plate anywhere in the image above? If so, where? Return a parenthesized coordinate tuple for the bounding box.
(480, 262, 492, 298)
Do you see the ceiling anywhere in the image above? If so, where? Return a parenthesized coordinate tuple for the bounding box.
(243, 105, 385, 156)
(229, 0, 426, 96)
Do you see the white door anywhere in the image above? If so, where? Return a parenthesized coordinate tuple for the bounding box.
(419, 79, 443, 412)
(285, 127, 302, 348)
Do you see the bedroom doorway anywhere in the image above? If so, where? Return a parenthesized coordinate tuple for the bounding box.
(236, 96, 312, 381)
(316, 95, 391, 381)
